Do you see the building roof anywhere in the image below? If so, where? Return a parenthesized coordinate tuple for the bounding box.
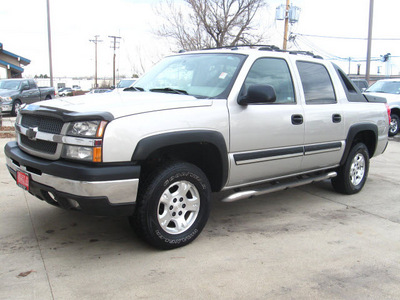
(0, 59, 24, 72)
(0, 42, 31, 65)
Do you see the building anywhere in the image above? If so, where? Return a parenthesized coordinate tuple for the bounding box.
(0, 42, 31, 79)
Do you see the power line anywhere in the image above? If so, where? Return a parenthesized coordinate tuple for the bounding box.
(293, 32, 400, 41)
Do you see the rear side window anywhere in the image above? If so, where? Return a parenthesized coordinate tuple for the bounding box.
(297, 61, 336, 104)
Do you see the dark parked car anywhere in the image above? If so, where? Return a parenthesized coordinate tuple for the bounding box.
(0, 79, 55, 116)
(351, 79, 369, 91)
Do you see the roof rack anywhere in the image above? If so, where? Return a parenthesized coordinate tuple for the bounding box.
(203, 44, 282, 51)
(288, 50, 323, 59)
(198, 44, 323, 59)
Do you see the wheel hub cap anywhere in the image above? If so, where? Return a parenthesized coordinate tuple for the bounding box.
(349, 153, 365, 186)
(390, 118, 398, 134)
(157, 180, 200, 235)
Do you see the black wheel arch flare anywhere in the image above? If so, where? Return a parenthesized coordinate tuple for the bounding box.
(341, 123, 378, 166)
(131, 130, 229, 191)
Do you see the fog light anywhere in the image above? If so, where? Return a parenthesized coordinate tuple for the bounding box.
(64, 145, 93, 161)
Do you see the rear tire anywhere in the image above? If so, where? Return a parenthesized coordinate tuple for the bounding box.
(332, 143, 369, 194)
(130, 161, 211, 250)
(389, 114, 400, 136)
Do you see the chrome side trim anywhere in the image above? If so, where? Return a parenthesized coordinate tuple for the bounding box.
(6, 156, 138, 204)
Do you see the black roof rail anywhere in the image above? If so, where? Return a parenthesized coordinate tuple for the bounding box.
(202, 44, 282, 51)
(288, 50, 323, 59)
(183, 45, 324, 59)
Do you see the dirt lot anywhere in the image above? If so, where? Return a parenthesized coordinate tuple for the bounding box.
(1, 133, 400, 299)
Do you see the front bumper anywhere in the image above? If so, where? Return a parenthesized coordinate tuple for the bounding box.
(1, 102, 12, 113)
(5, 141, 140, 216)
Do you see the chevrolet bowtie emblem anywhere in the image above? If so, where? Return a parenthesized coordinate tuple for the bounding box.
(26, 127, 38, 141)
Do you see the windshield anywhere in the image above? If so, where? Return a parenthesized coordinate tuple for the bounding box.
(117, 79, 136, 88)
(0, 80, 20, 90)
(365, 81, 400, 94)
(133, 53, 245, 98)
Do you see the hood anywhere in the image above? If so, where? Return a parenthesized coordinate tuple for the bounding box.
(0, 89, 18, 98)
(26, 90, 213, 118)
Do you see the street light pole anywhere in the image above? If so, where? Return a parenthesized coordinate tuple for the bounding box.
(46, 0, 54, 87)
(366, 0, 374, 83)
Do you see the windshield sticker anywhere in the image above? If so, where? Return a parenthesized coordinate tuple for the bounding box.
(219, 72, 228, 80)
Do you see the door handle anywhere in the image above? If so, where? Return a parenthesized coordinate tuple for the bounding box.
(332, 114, 342, 123)
(291, 114, 303, 125)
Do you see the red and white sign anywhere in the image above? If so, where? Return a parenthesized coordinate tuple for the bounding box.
(17, 171, 29, 191)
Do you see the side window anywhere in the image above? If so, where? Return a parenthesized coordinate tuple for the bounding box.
(20, 80, 29, 91)
(296, 61, 336, 104)
(28, 80, 37, 89)
(242, 58, 295, 104)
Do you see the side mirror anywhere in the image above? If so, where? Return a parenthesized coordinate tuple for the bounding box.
(21, 85, 30, 91)
(238, 84, 276, 105)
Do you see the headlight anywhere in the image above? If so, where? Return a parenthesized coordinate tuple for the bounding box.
(0, 96, 12, 103)
(63, 120, 107, 162)
(70, 121, 98, 136)
(67, 121, 107, 137)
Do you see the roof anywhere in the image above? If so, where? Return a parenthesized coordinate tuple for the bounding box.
(0, 42, 31, 65)
(0, 59, 24, 72)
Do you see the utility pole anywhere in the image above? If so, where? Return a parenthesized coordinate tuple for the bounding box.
(109, 35, 121, 87)
(282, 0, 290, 50)
(365, 0, 374, 83)
(276, 1, 300, 50)
(89, 35, 103, 88)
(46, 0, 54, 87)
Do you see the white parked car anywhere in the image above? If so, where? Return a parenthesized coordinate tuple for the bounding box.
(364, 79, 400, 136)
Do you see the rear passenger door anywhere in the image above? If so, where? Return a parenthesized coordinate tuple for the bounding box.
(296, 61, 345, 171)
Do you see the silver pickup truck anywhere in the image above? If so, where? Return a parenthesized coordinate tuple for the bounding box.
(4, 46, 390, 249)
(0, 78, 55, 116)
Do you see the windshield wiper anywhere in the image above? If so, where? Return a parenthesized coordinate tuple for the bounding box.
(123, 86, 144, 92)
(150, 87, 188, 95)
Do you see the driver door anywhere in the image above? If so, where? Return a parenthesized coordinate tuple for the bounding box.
(228, 57, 305, 187)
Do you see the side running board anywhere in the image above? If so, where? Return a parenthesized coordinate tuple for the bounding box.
(221, 171, 337, 203)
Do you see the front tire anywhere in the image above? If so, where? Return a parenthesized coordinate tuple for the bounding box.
(11, 99, 22, 116)
(389, 114, 400, 136)
(332, 143, 369, 194)
(130, 162, 211, 250)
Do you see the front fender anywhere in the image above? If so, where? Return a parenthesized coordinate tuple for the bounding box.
(132, 130, 229, 189)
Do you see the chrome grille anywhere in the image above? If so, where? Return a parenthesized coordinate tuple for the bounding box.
(21, 115, 64, 134)
(20, 135, 58, 154)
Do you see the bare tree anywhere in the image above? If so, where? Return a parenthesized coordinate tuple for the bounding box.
(155, 0, 268, 50)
